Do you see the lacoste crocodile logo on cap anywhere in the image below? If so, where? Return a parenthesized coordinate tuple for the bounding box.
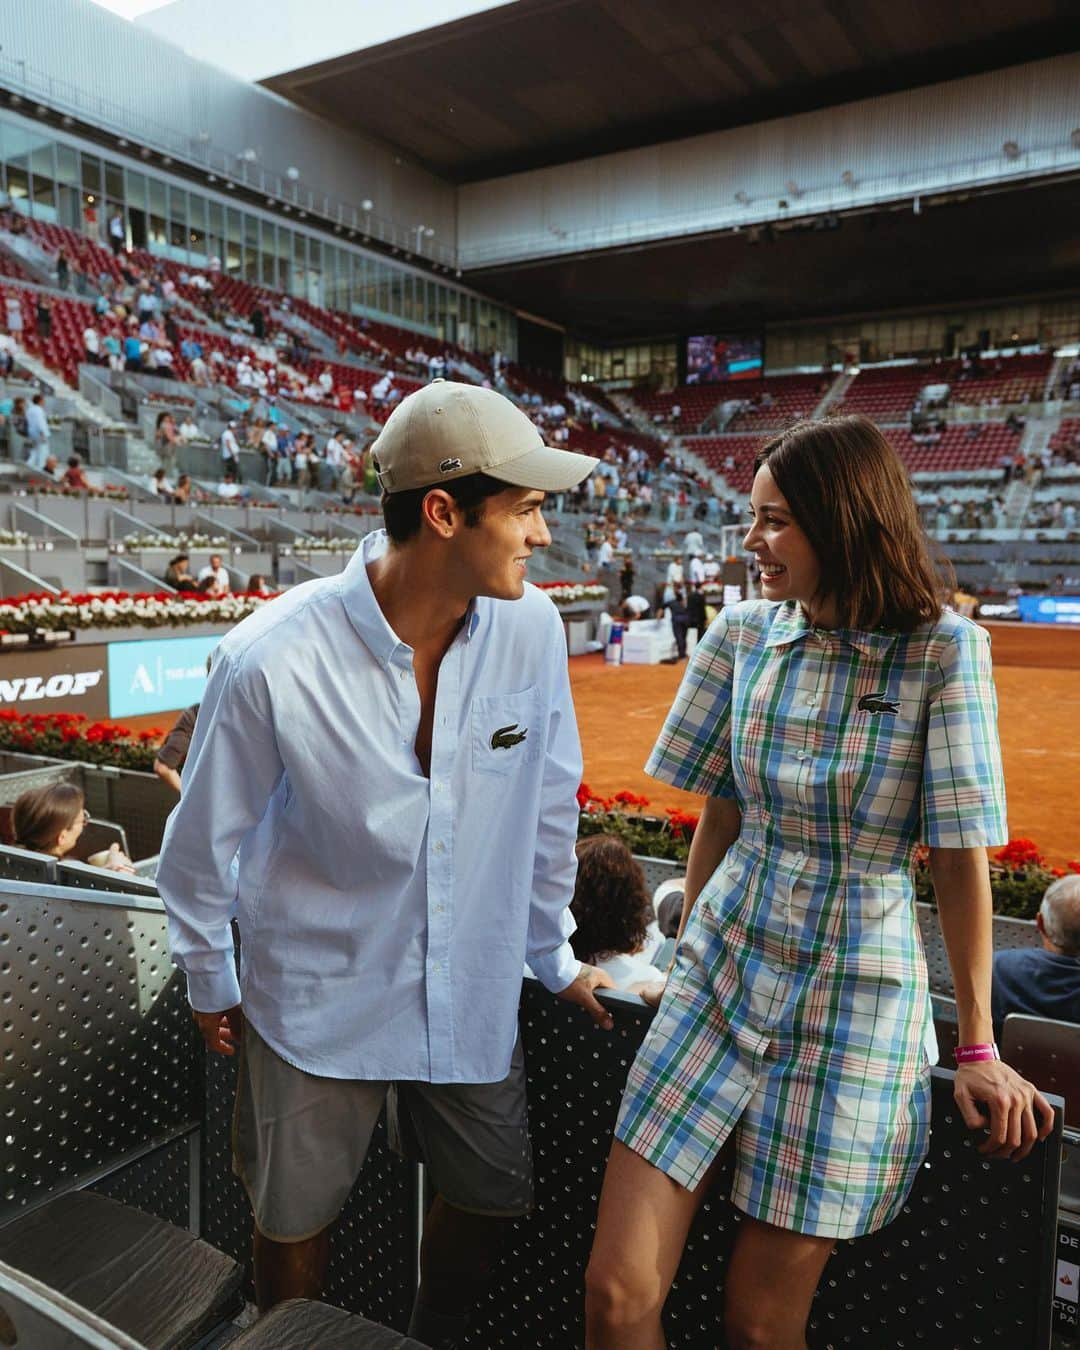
(439, 456, 463, 473)
(857, 692, 900, 714)
(490, 723, 528, 750)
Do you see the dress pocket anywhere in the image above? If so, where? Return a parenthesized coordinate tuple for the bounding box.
(471, 686, 543, 775)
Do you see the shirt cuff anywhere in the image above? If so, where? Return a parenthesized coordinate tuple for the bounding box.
(183, 963, 242, 1014)
(528, 941, 581, 994)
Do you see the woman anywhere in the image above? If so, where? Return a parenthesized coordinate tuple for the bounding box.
(571, 836, 666, 994)
(585, 416, 1054, 1350)
(154, 411, 179, 478)
(62, 455, 90, 490)
(12, 782, 134, 874)
(165, 552, 199, 592)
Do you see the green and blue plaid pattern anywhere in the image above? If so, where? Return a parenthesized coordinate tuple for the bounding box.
(615, 600, 1008, 1238)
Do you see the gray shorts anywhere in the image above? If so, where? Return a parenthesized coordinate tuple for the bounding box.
(232, 1025, 533, 1242)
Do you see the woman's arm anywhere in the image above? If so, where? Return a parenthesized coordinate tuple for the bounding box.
(931, 844, 1055, 1160)
(672, 795, 742, 948)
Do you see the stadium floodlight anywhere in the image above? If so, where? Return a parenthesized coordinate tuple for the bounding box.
(286, 166, 300, 180)
(116, 136, 128, 147)
(241, 148, 258, 162)
(62, 115, 75, 128)
(161, 155, 172, 165)
(139, 146, 151, 158)
(1002, 140, 1021, 160)
(8, 93, 21, 105)
(361, 199, 374, 212)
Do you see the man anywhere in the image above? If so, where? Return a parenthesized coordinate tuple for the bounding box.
(220, 422, 242, 480)
(24, 393, 50, 471)
(156, 380, 611, 1346)
(992, 875, 1080, 1036)
(197, 553, 230, 596)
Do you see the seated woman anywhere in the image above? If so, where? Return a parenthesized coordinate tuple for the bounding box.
(11, 783, 135, 874)
(164, 552, 199, 592)
(570, 834, 666, 994)
(62, 455, 90, 490)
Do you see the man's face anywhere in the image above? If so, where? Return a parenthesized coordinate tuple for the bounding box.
(210, 555, 222, 570)
(449, 486, 552, 601)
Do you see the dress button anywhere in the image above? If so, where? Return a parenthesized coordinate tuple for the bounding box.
(796, 750, 807, 761)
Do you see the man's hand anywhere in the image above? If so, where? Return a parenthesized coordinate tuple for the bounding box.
(193, 1004, 244, 1056)
(954, 1060, 1055, 1161)
(556, 964, 616, 1030)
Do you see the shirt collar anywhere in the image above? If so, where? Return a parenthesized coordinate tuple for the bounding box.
(763, 601, 899, 658)
(341, 530, 480, 666)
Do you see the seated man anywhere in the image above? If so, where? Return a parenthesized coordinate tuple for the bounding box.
(992, 874, 1080, 1036)
(198, 553, 231, 597)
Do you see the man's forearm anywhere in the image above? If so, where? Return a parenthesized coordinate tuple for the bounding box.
(154, 759, 183, 793)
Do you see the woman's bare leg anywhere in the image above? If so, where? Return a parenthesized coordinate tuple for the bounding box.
(585, 1140, 725, 1350)
(723, 1216, 835, 1350)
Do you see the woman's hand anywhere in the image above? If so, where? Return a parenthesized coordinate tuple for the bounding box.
(954, 1060, 1056, 1161)
(636, 979, 668, 1009)
(104, 843, 136, 875)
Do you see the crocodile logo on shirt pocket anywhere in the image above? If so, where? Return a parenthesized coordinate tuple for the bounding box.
(473, 688, 542, 774)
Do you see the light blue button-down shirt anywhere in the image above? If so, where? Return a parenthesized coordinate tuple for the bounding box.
(156, 530, 583, 1083)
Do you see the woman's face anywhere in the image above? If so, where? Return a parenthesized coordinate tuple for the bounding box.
(55, 805, 87, 858)
(744, 464, 836, 626)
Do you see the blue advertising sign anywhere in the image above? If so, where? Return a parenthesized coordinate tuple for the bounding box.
(107, 635, 222, 717)
(1017, 596, 1080, 626)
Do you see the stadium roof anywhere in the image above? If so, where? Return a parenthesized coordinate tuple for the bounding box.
(264, 0, 1077, 183)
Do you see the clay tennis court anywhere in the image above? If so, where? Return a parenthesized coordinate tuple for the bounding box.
(569, 620, 1080, 866)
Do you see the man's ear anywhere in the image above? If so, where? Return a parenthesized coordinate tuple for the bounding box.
(421, 488, 458, 539)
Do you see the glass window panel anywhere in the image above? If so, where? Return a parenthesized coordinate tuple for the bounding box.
(126, 171, 146, 211)
(80, 153, 101, 193)
(104, 162, 123, 200)
(6, 164, 28, 209)
(56, 144, 78, 187)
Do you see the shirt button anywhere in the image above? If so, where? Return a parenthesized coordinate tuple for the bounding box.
(433, 840, 445, 854)
(431, 959, 442, 972)
(400, 669, 410, 680)
(434, 903, 444, 914)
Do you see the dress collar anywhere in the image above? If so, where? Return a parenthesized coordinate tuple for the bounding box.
(763, 601, 899, 658)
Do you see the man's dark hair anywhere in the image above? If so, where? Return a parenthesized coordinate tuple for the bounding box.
(381, 472, 509, 544)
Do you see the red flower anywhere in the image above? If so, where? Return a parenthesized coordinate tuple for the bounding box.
(576, 782, 592, 810)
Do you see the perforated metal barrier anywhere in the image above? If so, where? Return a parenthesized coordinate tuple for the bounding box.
(464, 980, 1061, 1350)
(0, 879, 1064, 1349)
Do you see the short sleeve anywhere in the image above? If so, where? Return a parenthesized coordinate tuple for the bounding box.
(645, 609, 735, 798)
(155, 706, 198, 770)
(919, 624, 1008, 847)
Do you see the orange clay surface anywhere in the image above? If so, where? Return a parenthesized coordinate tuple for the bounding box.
(568, 621, 1080, 867)
(111, 621, 1078, 866)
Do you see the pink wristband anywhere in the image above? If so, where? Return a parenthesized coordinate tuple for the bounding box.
(955, 1043, 1000, 1065)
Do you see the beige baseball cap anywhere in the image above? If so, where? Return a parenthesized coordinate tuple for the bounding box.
(371, 380, 598, 493)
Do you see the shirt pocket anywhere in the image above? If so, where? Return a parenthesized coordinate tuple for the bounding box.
(471, 686, 543, 775)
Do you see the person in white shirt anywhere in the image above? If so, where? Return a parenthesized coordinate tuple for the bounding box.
(662, 558, 684, 606)
(83, 325, 101, 363)
(323, 430, 346, 490)
(156, 380, 607, 1342)
(220, 422, 242, 479)
(318, 367, 334, 398)
(687, 553, 706, 586)
(179, 414, 201, 443)
(24, 394, 50, 471)
(197, 554, 230, 595)
(570, 836, 667, 993)
(259, 426, 278, 486)
(371, 373, 395, 405)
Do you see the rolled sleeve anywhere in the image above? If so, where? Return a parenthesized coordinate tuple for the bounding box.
(646, 608, 736, 798)
(525, 606, 584, 994)
(919, 624, 1008, 847)
(156, 652, 285, 1012)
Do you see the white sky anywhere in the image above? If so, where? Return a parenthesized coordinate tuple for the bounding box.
(86, 0, 517, 82)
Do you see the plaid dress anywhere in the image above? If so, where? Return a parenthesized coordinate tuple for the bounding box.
(615, 599, 1008, 1238)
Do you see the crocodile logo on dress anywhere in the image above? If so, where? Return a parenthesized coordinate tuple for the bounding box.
(858, 692, 900, 714)
(491, 723, 528, 750)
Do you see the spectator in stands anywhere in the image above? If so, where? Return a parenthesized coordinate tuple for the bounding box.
(992, 876, 1080, 1035)
(220, 421, 242, 480)
(62, 456, 90, 491)
(108, 210, 125, 255)
(155, 380, 606, 1340)
(154, 412, 180, 478)
(173, 474, 193, 506)
(570, 836, 667, 993)
(165, 553, 199, 592)
(154, 701, 202, 795)
(24, 393, 50, 471)
(198, 553, 230, 596)
(179, 413, 201, 443)
(246, 573, 272, 596)
(34, 295, 51, 342)
(4, 292, 24, 339)
(55, 250, 70, 291)
(123, 331, 142, 373)
(259, 422, 279, 486)
(148, 343, 175, 378)
(149, 467, 175, 501)
(217, 470, 242, 501)
(11, 783, 134, 874)
(102, 332, 122, 372)
(83, 323, 102, 365)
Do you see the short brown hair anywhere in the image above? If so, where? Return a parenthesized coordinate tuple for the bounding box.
(755, 416, 951, 631)
(12, 782, 84, 853)
(570, 834, 652, 964)
(381, 472, 509, 545)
